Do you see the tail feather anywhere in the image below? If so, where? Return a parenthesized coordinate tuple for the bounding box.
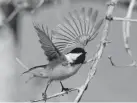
(22, 65, 47, 74)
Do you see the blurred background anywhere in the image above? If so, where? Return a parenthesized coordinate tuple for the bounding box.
(0, 0, 137, 102)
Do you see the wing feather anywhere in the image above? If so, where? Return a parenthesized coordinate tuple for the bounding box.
(52, 7, 104, 53)
(34, 24, 63, 61)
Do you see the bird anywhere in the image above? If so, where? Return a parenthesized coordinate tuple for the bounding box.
(22, 7, 104, 99)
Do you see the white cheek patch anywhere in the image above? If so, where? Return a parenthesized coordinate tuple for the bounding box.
(65, 53, 82, 63)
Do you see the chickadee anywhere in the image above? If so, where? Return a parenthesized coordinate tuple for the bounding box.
(22, 7, 103, 99)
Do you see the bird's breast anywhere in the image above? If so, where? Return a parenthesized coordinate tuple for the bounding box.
(48, 63, 82, 81)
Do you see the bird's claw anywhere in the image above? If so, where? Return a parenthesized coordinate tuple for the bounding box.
(61, 87, 70, 92)
(60, 81, 71, 95)
(42, 92, 47, 102)
(61, 87, 71, 96)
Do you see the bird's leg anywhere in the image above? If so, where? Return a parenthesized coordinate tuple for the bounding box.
(42, 80, 51, 101)
(60, 81, 71, 92)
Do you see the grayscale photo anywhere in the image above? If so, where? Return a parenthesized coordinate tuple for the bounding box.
(0, 0, 137, 102)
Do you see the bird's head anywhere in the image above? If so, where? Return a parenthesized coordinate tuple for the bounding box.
(65, 48, 87, 65)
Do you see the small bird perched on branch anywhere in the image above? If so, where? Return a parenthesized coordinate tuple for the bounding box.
(22, 7, 103, 100)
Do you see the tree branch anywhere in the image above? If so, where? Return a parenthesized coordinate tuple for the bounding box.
(32, 88, 79, 102)
(122, 0, 136, 66)
(74, 0, 118, 102)
(108, 0, 137, 68)
(113, 17, 137, 22)
(108, 56, 136, 68)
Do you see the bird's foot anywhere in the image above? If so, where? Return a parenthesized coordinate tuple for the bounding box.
(61, 87, 70, 92)
(60, 81, 72, 95)
(42, 92, 47, 102)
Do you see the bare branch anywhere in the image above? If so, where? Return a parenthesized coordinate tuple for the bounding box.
(108, 56, 137, 68)
(74, 0, 118, 102)
(122, 0, 136, 66)
(32, 88, 79, 102)
(113, 17, 137, 22)
(108, 0, 137, 68)
(83, 58, 93, 64)
(16, 57, 29, 70)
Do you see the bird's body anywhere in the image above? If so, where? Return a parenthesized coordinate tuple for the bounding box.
(48, 48, 86, 81)
(46, 62, 82, 81)
(24, 48, 86, 81)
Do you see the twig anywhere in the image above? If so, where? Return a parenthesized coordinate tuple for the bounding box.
(74, 66, 97, 102)
(108, 56, 137, 68)
(108, 0, 137, 68)
(16, 57, 29, 70)
(122, 0, 136, 66)
(113, 17, 137, 22)
(74, 0, 118, 102)
(32, 88, 79, 102)
(83, 58, 93, 64)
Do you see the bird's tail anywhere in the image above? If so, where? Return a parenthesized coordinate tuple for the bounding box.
(22, 65, 47, 74)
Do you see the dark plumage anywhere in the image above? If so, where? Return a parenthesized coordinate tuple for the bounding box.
(70, 48, 86, 54)
(69, 48, 87, 65)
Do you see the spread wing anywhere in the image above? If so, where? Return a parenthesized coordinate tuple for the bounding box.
(34, 24, 64, 61)
(52, 7, 104, 53)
